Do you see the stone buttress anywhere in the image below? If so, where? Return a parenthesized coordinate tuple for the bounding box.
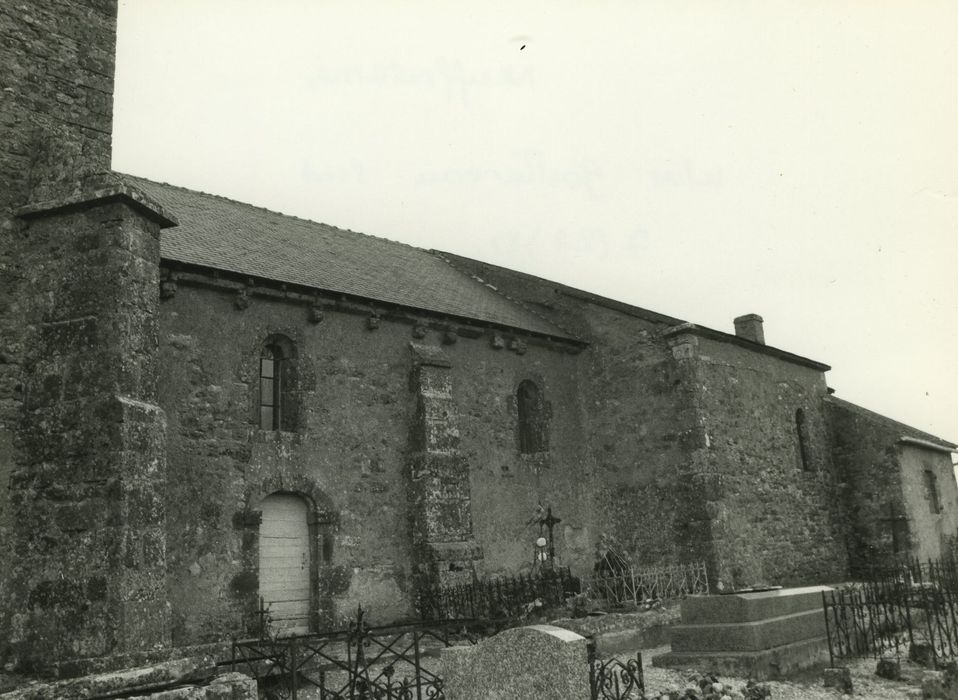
(9, 180, 177, 675)
(0, 0, 180, 674)
(406, 344, 483, 594)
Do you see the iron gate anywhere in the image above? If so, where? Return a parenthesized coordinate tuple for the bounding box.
(587, 641, 645, 700)
(232, 606, 479, 699)
(233, 605, 647, 699)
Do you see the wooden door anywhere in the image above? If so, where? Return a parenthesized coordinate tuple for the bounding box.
(259, 494, 311, 635)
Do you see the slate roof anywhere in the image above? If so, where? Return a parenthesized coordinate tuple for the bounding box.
(826, 396, 957, 450)
(122, 175, 578, 341)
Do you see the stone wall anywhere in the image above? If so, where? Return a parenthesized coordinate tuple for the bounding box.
(0, 0, 126, 673)
(0, 1, 115, 210)
(437, 255, 851, 586)
(156, 272, 590, 645)
(439, 255, 699, 569)
(572, 302, 696, 568)
(5, 191, 174, 675)
(670, 330, 848, 589)
(827, 399, 905, 572)
(0, 658, 255, 700)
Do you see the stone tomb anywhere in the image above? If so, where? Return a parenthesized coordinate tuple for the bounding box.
(441, 625, 591, 700)
(652, 586, 833, 679)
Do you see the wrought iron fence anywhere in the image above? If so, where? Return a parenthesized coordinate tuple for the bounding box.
(584, 561, 709, 608)
(823, 558, 958, 665)
(232, 605, 480, 699)
(235, 601, 653, 699)
(855, 557, 958, 593)
(587, 641, 644, 700)
(416, 567, 581, 622)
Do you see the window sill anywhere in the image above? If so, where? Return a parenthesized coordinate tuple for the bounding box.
(252, 429, 308, 445)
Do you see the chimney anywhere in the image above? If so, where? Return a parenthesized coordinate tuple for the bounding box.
(733, 314, 765, 345)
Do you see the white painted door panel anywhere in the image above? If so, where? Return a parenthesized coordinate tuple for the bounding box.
(259, 494, 310, 635)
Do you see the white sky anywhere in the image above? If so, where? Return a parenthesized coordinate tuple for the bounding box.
(112, 1, 958, 452)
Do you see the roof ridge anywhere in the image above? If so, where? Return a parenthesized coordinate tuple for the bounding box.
(431, 251, 583, 341)
(118, 172, 428, 253)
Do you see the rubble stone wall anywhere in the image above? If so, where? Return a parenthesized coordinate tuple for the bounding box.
(827, 399, 911, 573)
(0, 0, 122, 672)
(572, 302, 697, 568)
(157, 276, 590, 645)
(6, 199, 170, 675)
(0, 1, 115, 210)
(682, 334, 848, 589)
(436, 255, 721, 569)
(439, 255, 853, 586)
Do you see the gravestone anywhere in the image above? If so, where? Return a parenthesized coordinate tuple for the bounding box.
(652, 586, 832, 679)
(441, 625, 590, 700)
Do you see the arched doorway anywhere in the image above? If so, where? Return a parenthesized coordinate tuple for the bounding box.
(259, 493, 311, 635)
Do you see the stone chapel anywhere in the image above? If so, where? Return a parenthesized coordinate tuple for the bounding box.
(1, 0, 956, 677)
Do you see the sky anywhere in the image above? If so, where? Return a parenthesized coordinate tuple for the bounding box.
(112, 1, 958, 454)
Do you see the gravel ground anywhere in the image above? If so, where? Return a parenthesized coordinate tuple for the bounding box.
(636, 645, 926, 699)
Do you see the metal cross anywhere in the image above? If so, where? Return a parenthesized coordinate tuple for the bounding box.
(538, 506, 562, 563)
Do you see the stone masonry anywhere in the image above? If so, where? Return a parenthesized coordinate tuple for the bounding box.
(8, 189, 176, 674)
(0, 1, 178, 676)
(1, 8, 121, 654)
(407, 343, 483, 591)
(1, 0, 956, 683)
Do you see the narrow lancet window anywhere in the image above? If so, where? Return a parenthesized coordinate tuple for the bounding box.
(796, 408, 811, 471)
(260, 345, 283, 430)
(517, 380, 547, 454)
(924, 469, 942, 514)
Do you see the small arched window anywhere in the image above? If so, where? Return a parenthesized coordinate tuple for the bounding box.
(517, 380, 547, 454)
(924, 469, 942, 514)
(255, 334, 304, 433)
(259, 344, 284, 431)
(795, 408, 810, 471)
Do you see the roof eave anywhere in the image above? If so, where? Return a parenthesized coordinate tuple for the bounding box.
(662, 322, 831, 372)
(159, 257, 588, 348)
(898, 436, 958, 454)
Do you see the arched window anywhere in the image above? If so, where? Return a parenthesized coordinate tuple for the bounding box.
(259, 345, 283, 430)
(924, 469, 942, 514)
(258, 336, 297, 431)
(517, 380, 547, 454)
(795, 408, 810, 471)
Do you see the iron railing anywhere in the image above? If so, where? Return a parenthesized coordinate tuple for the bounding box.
(855, 557, 958, 593)
(823, 558, 958, 665)
(234, 601, 654, 699)
(232, 605, 480, 699)
(584, 561, 709, 608)
(587, 641, 644, 700)
(416, 567, 581, 622)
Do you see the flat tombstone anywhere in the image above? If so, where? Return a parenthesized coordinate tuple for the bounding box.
(652, 586, 835, 679)
(441, 625, 590, 700)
